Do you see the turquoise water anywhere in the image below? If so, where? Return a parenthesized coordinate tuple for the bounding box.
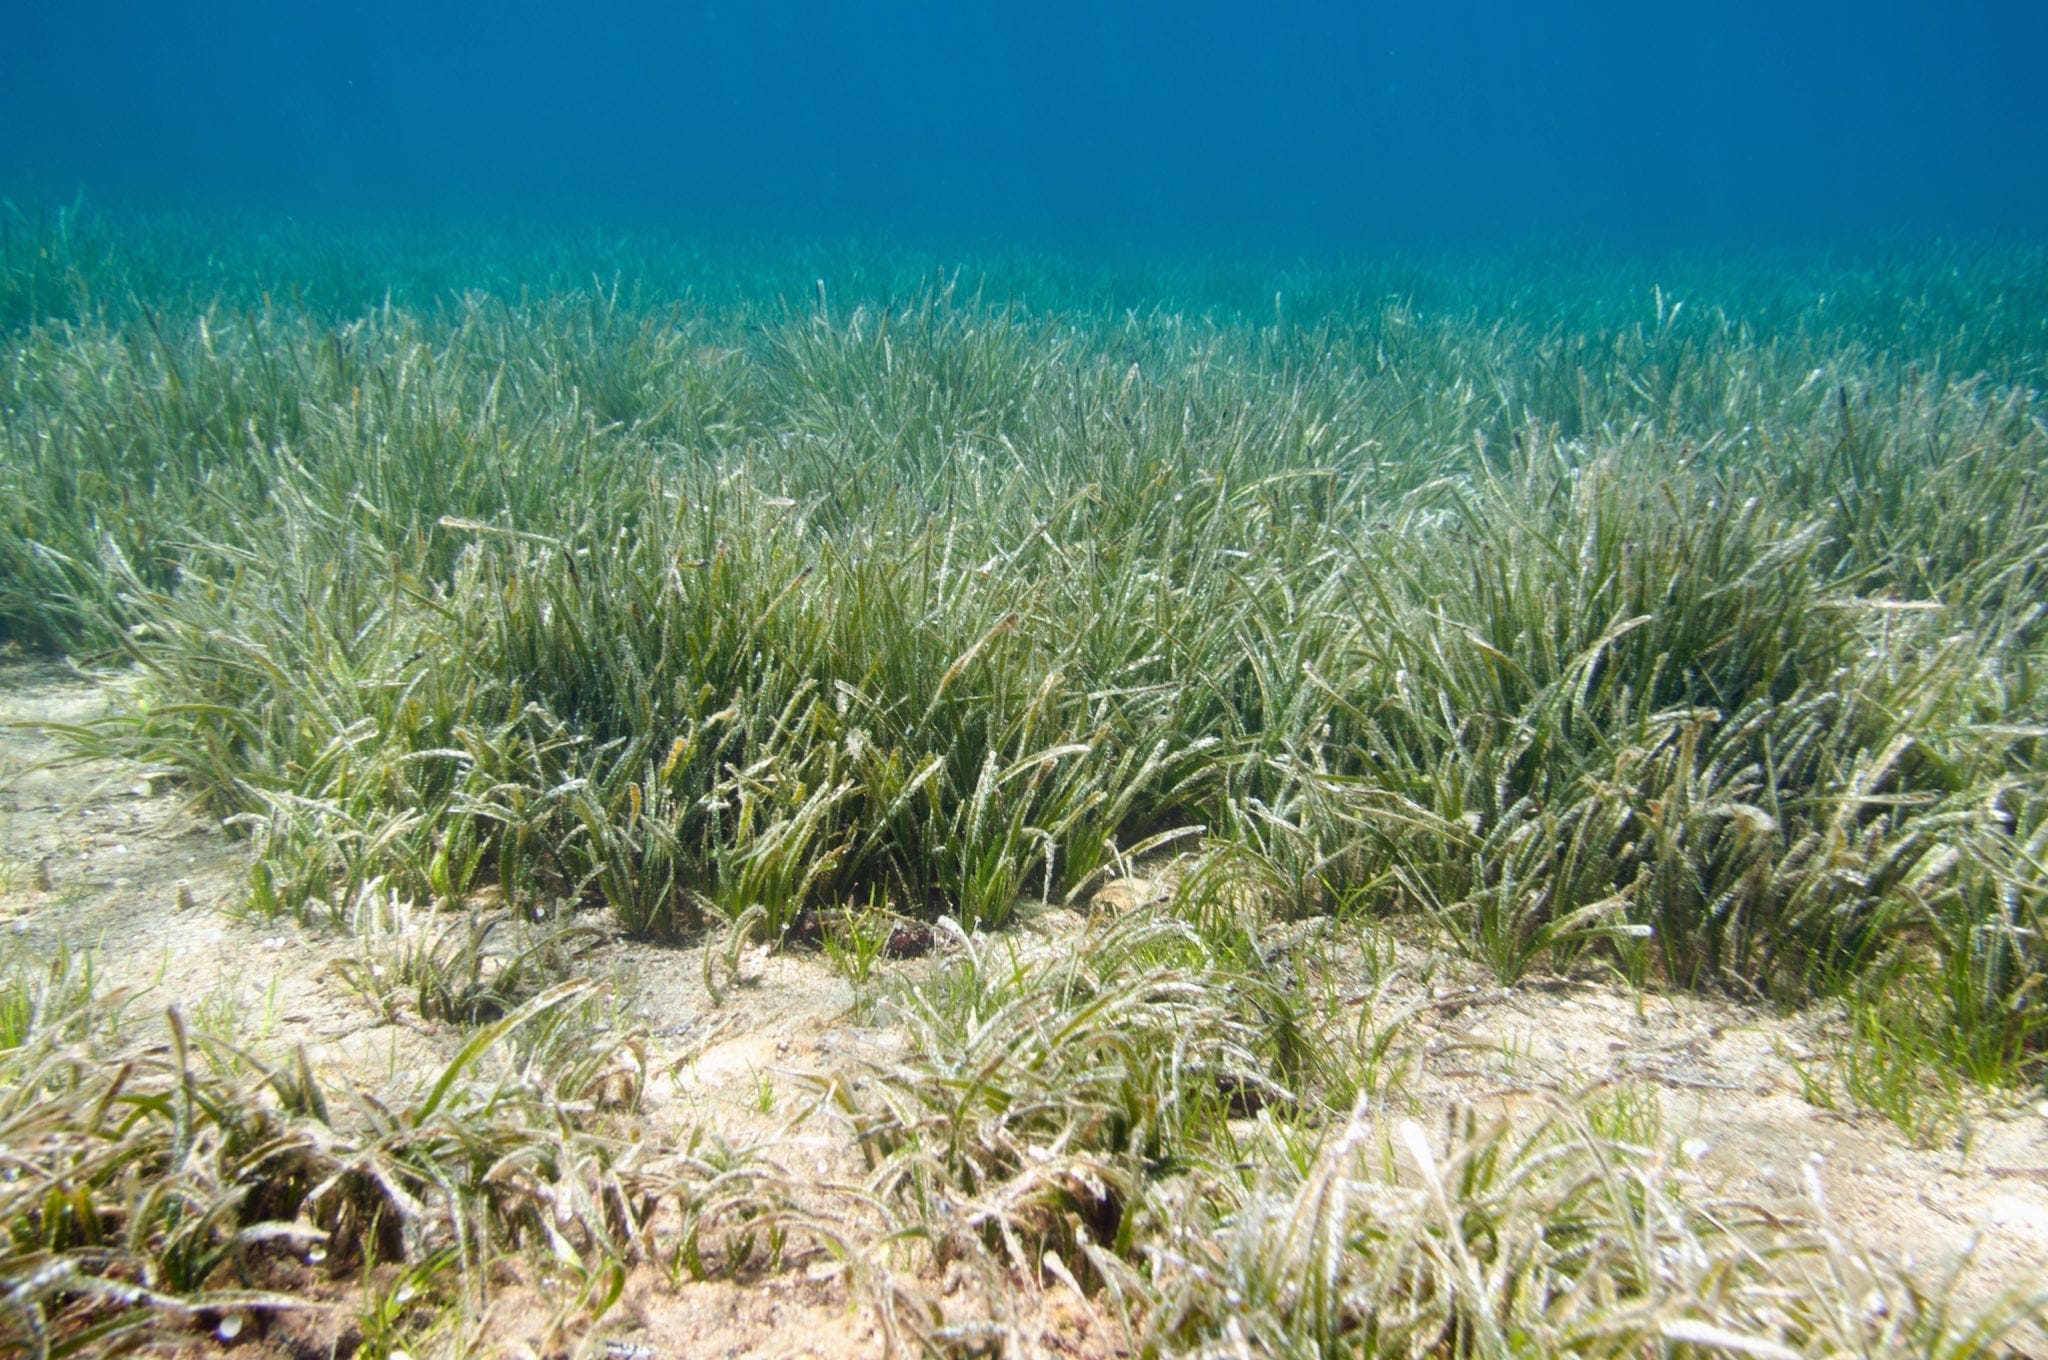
(3, 2, 2042, 250)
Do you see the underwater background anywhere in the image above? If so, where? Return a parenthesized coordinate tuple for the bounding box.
(7, 8, 2048, 1352)
(3, 0, 2044, 250)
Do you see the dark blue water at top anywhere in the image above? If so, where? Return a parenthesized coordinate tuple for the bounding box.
(2, 1, 2043, 252)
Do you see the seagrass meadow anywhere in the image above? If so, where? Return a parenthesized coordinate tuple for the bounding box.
(3, 204, 2047, 1357)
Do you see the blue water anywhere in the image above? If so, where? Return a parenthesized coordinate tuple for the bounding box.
(2, 1, 2043, 249)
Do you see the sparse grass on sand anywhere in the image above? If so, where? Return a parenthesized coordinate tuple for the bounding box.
(2, 202, 2045, 1355)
